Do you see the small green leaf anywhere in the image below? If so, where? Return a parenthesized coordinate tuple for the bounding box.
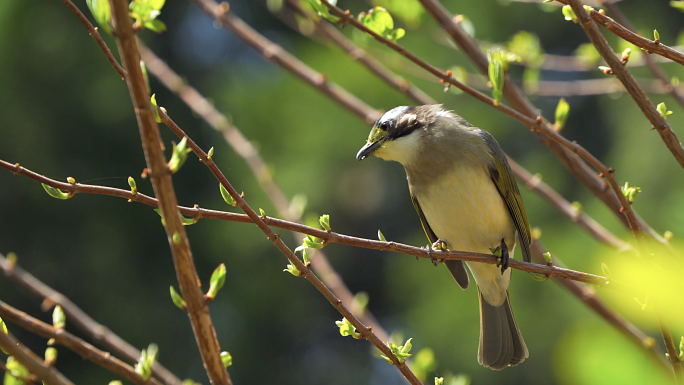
(562, 5, 578, 23)
(554, 98, 570, 130)
(259, 208, 266, 217)
(45, 347, 58, 366)
(654, 29, 661, 41)
(283, 263, 301, 276)
(145, 19, 167, 33)
(319, 214, 331, 231)
(672, 1, 684, 11)
(543, 252, 552, 264)
(134, 343, 158, 381)
(221, 351, 233, 367)
(207, 147, 214, 160)
(128, 176, 138, 195)
(172, 231, 181, 244)
(207, 264, 227, 299)
(42, 184, 71, 200)
(572, 201, 582, 213)
(435, 378, 444, 385)
(149, 0, 166, 11)
(53, 305, 66, 330)
(378, 230, 387, 242)
(151, 94, 161, 123)
(657, 102, 673, 119)
(388, 28, 405, 42)
(487, 49, 505, 106)
(86, 0, 112, 34)
(154, 208, 197, 226)
(335, 318, 361, 339)
(169, 286, 187, 310)
(307, 0, 339, 22)
(301, 249, 310, 265)
(5, 356, 30, 385)
(220, 184, 237, 206)
(0, 317, 8, 354)
(168, 137, 192, 174)
(67, 177, 76, 184)
(621, 182, 642, 203)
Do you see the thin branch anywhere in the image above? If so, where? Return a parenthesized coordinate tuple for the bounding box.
(657, 313, 684, 383)
(108, 1, 231, 383)
(602, 3, 684, 109)
(191, 0, 380, 124)
(508, 158, 633, 252)
(566, 0, 684, 170)
(138, 44, 390, 342)
(0, 327, 73, 385)
(320, 0, 643, 244)
(555, 0, 684, 67)
(0, 253, 182, 385)
(0, 299, 162, 385)
(0, 158, 627, 290)
(58, 0, 126, 79)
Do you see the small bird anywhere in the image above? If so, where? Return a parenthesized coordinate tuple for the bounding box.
(356, 105, 530, 370)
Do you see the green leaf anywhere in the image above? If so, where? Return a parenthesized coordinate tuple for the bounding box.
(360, 7, 395, 38)
(149, 0, 166, 11)
(169, 286, 187, 310)
(140, 60, 150, 94)
(562, 5, 578, 23)
(220, 184, 237, 206)
(378, 229, 387, 242)
(543, 252, 553, 264)
(301, 249, 310, 264)
(4, 357, 30, 385)
(388, 27, 405, 42)
(134, 344, 158, 381)
(283, 263, 301, 276)
(307, 0, 340, 22)
(207, 147, 214, 160)
(168, 137, 192, 174)
(86, 0, 112, 34)
(554, 98, 570, 130)
(53, 305, 66, 330)
(45, 347, 58, 366)
(335, 318, 361, 339)
(221, 351, 233, 367)
(487, 49, 505, 106)
(435, 377, 444, 385)
(42, 184, 71, 200)
(172, 231, 181, 244)
(657, 102, 673, 119)
(154, 208, 197, 226)
(319, 214, 331, 231)
(128, 176, 138, 194)
(144, 19, 167, 33)
(654, 29, 661, 41)
(0, 317, 8, 355)
(529, 272, 548, 281)
(207, 264, 227, 299)
(150, 94, 161, 123)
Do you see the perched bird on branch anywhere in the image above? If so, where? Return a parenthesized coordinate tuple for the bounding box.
(356, 105, 531, 370)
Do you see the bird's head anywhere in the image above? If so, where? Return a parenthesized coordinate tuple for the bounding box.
(356, 105, 449, 165)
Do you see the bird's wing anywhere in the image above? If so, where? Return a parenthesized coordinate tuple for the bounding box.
(482, 132, 532, 263)
(410, 189, 470, 289)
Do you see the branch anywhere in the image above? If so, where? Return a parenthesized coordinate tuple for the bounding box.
(602, 2, 684, 109)
(0, 327, 73, 385)
(107, 1, 231, 383)
(555, 0, 684, 66)
(0, 253, 182, 385)
(58, 0, 125, 79)
(0, 158, 626, 290)
(0, 299, 162, 385)
(566, 0, 684, 170)
(657, 313, 684, 382)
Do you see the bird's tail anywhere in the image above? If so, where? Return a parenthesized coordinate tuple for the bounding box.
(477, 289, 528, 370)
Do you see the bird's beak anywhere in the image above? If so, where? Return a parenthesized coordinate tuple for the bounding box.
(356, 141, 382, 160)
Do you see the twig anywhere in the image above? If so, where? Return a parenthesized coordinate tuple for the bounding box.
(566, 0, 684, 171)
(0, 327, 73, 385)
(602, 2, 684, 109)
(190, 0, 380, 124)
(555, 0, 684, 66)
(657, 313, 684, 382)
(0, 299, 162, 385)
(0, 158, 628, 290)
(58, 0, 125, 79)
(320, 0, 643, 243)
(108, 1, 231, 384)
(0, 253, 182, 385)
(138, 44, 390, 342)
(508, 158, 633, 252)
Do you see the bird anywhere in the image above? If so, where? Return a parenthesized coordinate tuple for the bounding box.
(356, 105, 530, 370)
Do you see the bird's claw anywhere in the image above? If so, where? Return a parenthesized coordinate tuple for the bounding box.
(426, 239, 446, 266)
(493, 238, 510, 274)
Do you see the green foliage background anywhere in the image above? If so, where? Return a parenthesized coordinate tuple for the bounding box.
(0, 0, 683, 384)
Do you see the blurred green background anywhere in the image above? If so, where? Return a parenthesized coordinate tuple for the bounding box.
(1, 0, 684, 383)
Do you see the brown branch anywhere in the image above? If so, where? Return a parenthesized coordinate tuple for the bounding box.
(566, 0, 684, 171)
(58, 0, 126, 79)
(0, 253, 182, 385)
(107, 1, 231, 384)
(138, 45, 391, 343)
(0, 299, 162, 385)
(555, 0, 684, 67)
(0, 327, 73, 385)
(658, 313, 684, 383)
(0, 158, 626, 290)
(320, 0, 643, 243)
(190, 0, 380, 124)
(508, 158, 633, 252)
(603, 3, 684, 109)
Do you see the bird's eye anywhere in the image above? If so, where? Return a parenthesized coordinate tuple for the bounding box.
(380, 121, 390, 130)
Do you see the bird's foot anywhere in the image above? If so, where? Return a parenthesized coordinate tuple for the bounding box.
(490, 238, 509, 274)
(426, 239, 446, 266)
